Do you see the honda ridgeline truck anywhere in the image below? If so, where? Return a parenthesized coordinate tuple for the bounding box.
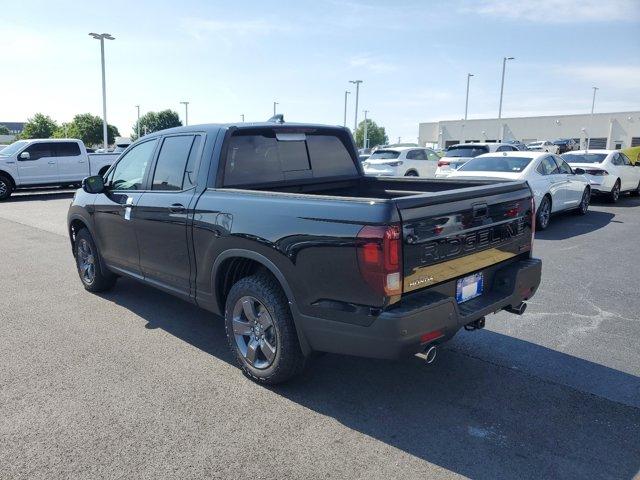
(67, 122, 542, 384)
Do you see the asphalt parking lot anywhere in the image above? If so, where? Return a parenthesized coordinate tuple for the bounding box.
(1, 190, 639, 480)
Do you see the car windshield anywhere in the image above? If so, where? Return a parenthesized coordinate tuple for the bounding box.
(444, 146, 489, 158)
(458, 155, 533, 172)
(562, 153, 607, 164)
(369, 150, 400, 160)
(0, 140, 29, 156)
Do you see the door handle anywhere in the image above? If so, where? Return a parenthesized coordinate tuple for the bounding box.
(169, 203, 186, 213)
(48, 160, 56, 165)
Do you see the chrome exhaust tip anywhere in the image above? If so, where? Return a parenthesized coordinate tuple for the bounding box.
(424, 345, 438, 364)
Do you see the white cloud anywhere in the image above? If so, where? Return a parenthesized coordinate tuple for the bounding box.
(465, 0, 640, 23)
(560, 65, 640, 90)
(349, 55, 398, 73)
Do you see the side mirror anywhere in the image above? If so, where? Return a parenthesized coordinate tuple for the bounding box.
(82, 175, 105, 194)
(19, 151, 30, 160)
(573, 168, 585, 175)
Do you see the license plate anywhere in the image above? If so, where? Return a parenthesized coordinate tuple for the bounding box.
(456, 273, 483, 303)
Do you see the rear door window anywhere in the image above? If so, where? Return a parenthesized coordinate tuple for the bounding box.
(152, 135, 198, 191)
(54, 142, 81, 157)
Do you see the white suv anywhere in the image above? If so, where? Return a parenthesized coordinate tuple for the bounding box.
(362, 147, 440, 177)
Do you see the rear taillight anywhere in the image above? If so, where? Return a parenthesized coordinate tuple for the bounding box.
(437, 160, 450, 168)
(586, 169, 608, 176)
(530, 197, 535, 254)
(356, 225, 403, 296)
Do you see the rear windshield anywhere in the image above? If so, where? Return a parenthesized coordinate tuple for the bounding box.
(223, 130, 357, 186)
(445, 145, 489, 157)
(458, 155, 533, 172)
(561, 153, 607, 164)
(369, 150, 400, 160)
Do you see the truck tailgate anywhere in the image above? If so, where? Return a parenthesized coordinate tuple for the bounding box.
(396, 182, 533, 294)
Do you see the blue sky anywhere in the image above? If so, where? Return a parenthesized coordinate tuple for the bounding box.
(2, 0, 640, 142)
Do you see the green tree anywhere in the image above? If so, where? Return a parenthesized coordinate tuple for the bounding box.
(19, 113, 58, 139)
(355, 119, 388, 149)
(0, 125, 10, 135)
(54, 113, 119, 147)
(132, 109, 182, 139)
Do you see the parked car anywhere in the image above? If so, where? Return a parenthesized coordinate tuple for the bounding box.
(552, 138, 578, 154)
(621, 146, 640, 165)
(562, 150, 640, 202)
(0, 138, 119, 200)
(447, 151, 591, 229)
(435, 143, 519, 177)
(504, 140, 528, 151)
(526, 140, 559, 153)
(67, 122, 541, 384)
(362, 146, 440, 177)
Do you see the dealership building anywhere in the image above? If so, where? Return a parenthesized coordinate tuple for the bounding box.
(419, 111, 640, 150)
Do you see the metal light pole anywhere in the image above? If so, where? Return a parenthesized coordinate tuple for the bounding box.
(135, 105, 140, 139)
(180, 101, 189, 126)
(464, 73, 473, 121)
(498, 57, 514, 141)
(343, 91, 350, 127)
(273, 101, 278, 116)
(241, 114, 245, 122)
(586, 86, 599, 151)
(349, 80, 363, 132)
(363, 110, 369, 149)
(89, 33, 115, 151)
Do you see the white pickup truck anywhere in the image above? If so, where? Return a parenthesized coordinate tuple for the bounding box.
(0, 138, 120, 200)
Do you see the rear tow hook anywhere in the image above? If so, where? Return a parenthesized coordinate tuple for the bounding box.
(464, 316, 486, 331)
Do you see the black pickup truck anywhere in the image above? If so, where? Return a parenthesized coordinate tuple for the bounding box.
(68, 122, 541, 384)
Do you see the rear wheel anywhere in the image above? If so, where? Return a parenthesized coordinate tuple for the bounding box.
(224, 272, 306, 384)
(0, 174, 13, 201)
(74, 228, 117, 292)
(576, 188, 590, 215)
(405, 170, 418, 177)
(536, 196, 551, 230)
(631, 180, 640, 197)
(609, 180, 621, 203)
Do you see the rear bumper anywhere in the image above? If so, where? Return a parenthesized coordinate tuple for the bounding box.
(296, 258, 541, 359)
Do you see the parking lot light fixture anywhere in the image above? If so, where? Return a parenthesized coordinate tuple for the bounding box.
(464, 73, 473, 121)
(498, 57, 514, 120)
(180, 101, 189, 126)
(349, 80, 363, 132)
(273, 101, 278, 116)
(363, 110, 369, 149)
(89, 32, 115, 151)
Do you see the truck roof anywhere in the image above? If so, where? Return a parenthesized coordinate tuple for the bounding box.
(142, 122, 350, 138)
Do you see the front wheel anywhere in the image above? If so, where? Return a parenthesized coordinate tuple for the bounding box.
(74, 228, 117, 292)
(405, 170, 418, 177)
(576, 188, 590, 215)
(225, 273, 306, 384)
(0, 174, 12, 201)
(536, 196, 552, 230)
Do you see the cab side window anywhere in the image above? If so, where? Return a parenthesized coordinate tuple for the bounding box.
(426, 149, 440, 161)
(107, 139, 158, 191)
(537, 156, 559, 175)
(24, 143, 54, 160)
(406, 149, 427, 160)
(151, 135, 200, 191)
(54, 142, 81, 157)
